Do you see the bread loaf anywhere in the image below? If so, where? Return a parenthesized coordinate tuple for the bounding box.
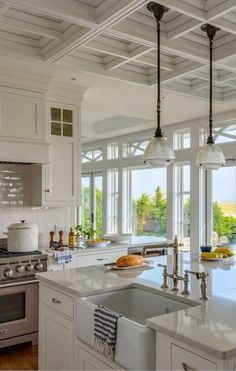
(116, 255, 144, 267)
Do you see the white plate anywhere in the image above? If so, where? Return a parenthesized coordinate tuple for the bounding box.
(201, 257, 233, 261)
(86, 241, 110, 248)
(103, 234, 131, 243)
(111, 263, 151, 270)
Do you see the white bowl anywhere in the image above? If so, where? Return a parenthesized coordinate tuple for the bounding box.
(103, 234, 132, 243)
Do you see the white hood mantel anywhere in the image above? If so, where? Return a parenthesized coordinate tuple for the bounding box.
(0, 139, 51, 164)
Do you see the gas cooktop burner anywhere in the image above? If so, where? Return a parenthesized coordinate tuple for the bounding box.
(0, 249, 42, 258)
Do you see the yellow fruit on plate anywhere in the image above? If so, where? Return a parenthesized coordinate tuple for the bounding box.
(214, 247, 233, 257)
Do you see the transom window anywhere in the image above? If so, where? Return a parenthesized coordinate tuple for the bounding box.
(214, 124, 236, 144)
(82, 148, 103, 163)
(122, 140, 149, 157)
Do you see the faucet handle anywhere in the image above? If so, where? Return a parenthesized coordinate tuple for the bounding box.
(158, 264, 169, 289)
(181, 270, 190, 296)
(186, 270, 209, 300)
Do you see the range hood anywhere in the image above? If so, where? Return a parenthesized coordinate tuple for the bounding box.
(0, 139, 51, 164)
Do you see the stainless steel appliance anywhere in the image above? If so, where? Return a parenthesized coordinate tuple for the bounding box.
(0, 248, 47, 348)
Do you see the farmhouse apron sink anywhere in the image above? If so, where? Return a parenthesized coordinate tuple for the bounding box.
(76, 286, 198, 370)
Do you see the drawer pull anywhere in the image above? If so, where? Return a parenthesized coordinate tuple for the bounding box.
(97, 258, 107, 261)
(52, 298, 61, 304)
(182, 362, 195, 371)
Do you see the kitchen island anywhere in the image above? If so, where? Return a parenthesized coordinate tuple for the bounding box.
(37, 253, 236, 370)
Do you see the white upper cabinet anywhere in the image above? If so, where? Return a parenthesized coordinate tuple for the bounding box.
(0, 87, 45, 142)
(44, 103, 80, 206)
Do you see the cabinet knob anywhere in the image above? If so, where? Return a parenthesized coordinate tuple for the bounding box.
(52, 298, 61, 304)
(182, 362, 194, 371)
(45, 189, 50, 193)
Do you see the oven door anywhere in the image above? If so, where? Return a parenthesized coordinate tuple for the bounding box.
(0, 282, 38, 342)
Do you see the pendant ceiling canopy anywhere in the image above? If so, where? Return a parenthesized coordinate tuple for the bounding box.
(196, 24, 225, 170)
(143, 2, 175, 168)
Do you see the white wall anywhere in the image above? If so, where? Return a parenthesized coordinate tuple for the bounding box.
(0, 206, 71, 248)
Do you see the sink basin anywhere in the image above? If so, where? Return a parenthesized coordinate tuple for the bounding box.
(76, 286, 198, 370)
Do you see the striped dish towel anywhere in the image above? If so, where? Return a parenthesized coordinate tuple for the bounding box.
(53, 250, 72, 265)
(94, 305, 122, 360)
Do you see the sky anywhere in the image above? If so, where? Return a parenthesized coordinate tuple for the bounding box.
(131, 166, 236, 203)
(131, 168, 167, 198)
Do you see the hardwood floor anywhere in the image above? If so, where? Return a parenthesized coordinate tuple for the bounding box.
(0, 343, 38, 370)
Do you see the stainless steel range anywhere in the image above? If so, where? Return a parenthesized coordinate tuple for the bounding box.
(0, 248, 48, 348)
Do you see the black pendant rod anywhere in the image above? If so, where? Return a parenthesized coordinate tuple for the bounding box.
(201, 24, 220, 144)
(147, 2, 168, 138)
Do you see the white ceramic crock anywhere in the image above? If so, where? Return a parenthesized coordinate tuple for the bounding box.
(7, 220, 38, 252)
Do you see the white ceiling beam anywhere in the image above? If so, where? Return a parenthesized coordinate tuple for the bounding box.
(105, 45, 152, 71)
(0, 2, 10, 17)
(83, 39, 130, 59)
(153, 0, 206, 21)
(5, 0, 97, 28)
(211, 17, 236, 36)
(57, 55, 149, 85)
(161, 61, 204, 83)
(0, 16, 63, 39)
(111, 19, 209, 63)
(136, 54, 174, 71)
(167, 16, 202, 39)
(162, 81, 222, 101)
(43, 0, 146, 63)
(206, 0, 236, 20)
(96, 0, 146, 26)
(105, 57, 128, 70)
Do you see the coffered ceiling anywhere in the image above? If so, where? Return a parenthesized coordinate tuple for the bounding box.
(1, 0, 236, 101)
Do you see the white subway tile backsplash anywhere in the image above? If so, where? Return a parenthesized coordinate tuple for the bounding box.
(0, 206, 71, 248)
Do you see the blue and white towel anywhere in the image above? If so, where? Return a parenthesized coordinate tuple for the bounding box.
(53, 250, 72, 265)
(94, 305, 121, 360)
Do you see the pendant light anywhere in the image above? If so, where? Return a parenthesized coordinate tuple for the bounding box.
(196, 24, 225, 170)
(144, 2, 175, 167)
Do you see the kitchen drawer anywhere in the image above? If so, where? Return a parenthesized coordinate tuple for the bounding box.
(171, 344, 217, 370)
(43, 286, 74, 318)
(76, 249, 127, 267)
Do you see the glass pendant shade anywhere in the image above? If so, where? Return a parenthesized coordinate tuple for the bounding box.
(196, 142, 225, 170)
(144, 136, 176, 167)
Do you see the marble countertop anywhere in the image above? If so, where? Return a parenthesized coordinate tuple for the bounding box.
(37, 253, 236, 359)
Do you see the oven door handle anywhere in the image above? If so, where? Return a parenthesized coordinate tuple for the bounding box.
(52, 298, 61, 304)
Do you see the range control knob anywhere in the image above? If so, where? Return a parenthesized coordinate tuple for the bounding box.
(4, 268, 14, 278)
(26, 263, 34, 272)
(16, 264, 25, 274)
(35, 260, 43, 272)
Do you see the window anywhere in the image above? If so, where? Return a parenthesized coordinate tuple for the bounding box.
(122, 140, 149, 157)
(123, 168, 167, 237)
(214, 124, 236, 144)
(212, 165, 236, 246)
(82, 149, 103, 163)
(174, 128, 190, 150)
(175, 164, 190, 249)
(51, 107, 73, 137)
(81, 173, 103, 236)
(107, 143, 119, 160)
(107, 169, 119, 234)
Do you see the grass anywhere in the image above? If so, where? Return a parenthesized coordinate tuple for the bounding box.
(218, 202, 236, 216)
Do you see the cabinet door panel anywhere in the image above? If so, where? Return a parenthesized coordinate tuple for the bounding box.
(44, 308, 74, 370)
(78, 347, 114, 370)
(45, 140, 77, 203)
(0, 91, 43, 140)
(171, 344, 216, 370)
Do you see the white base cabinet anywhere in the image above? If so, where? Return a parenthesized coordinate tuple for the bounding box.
(75, 341, 116, 371)
(39, 283, 122, 371)
(155, 333, 228, 370)
(47, 247, 128, 272)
